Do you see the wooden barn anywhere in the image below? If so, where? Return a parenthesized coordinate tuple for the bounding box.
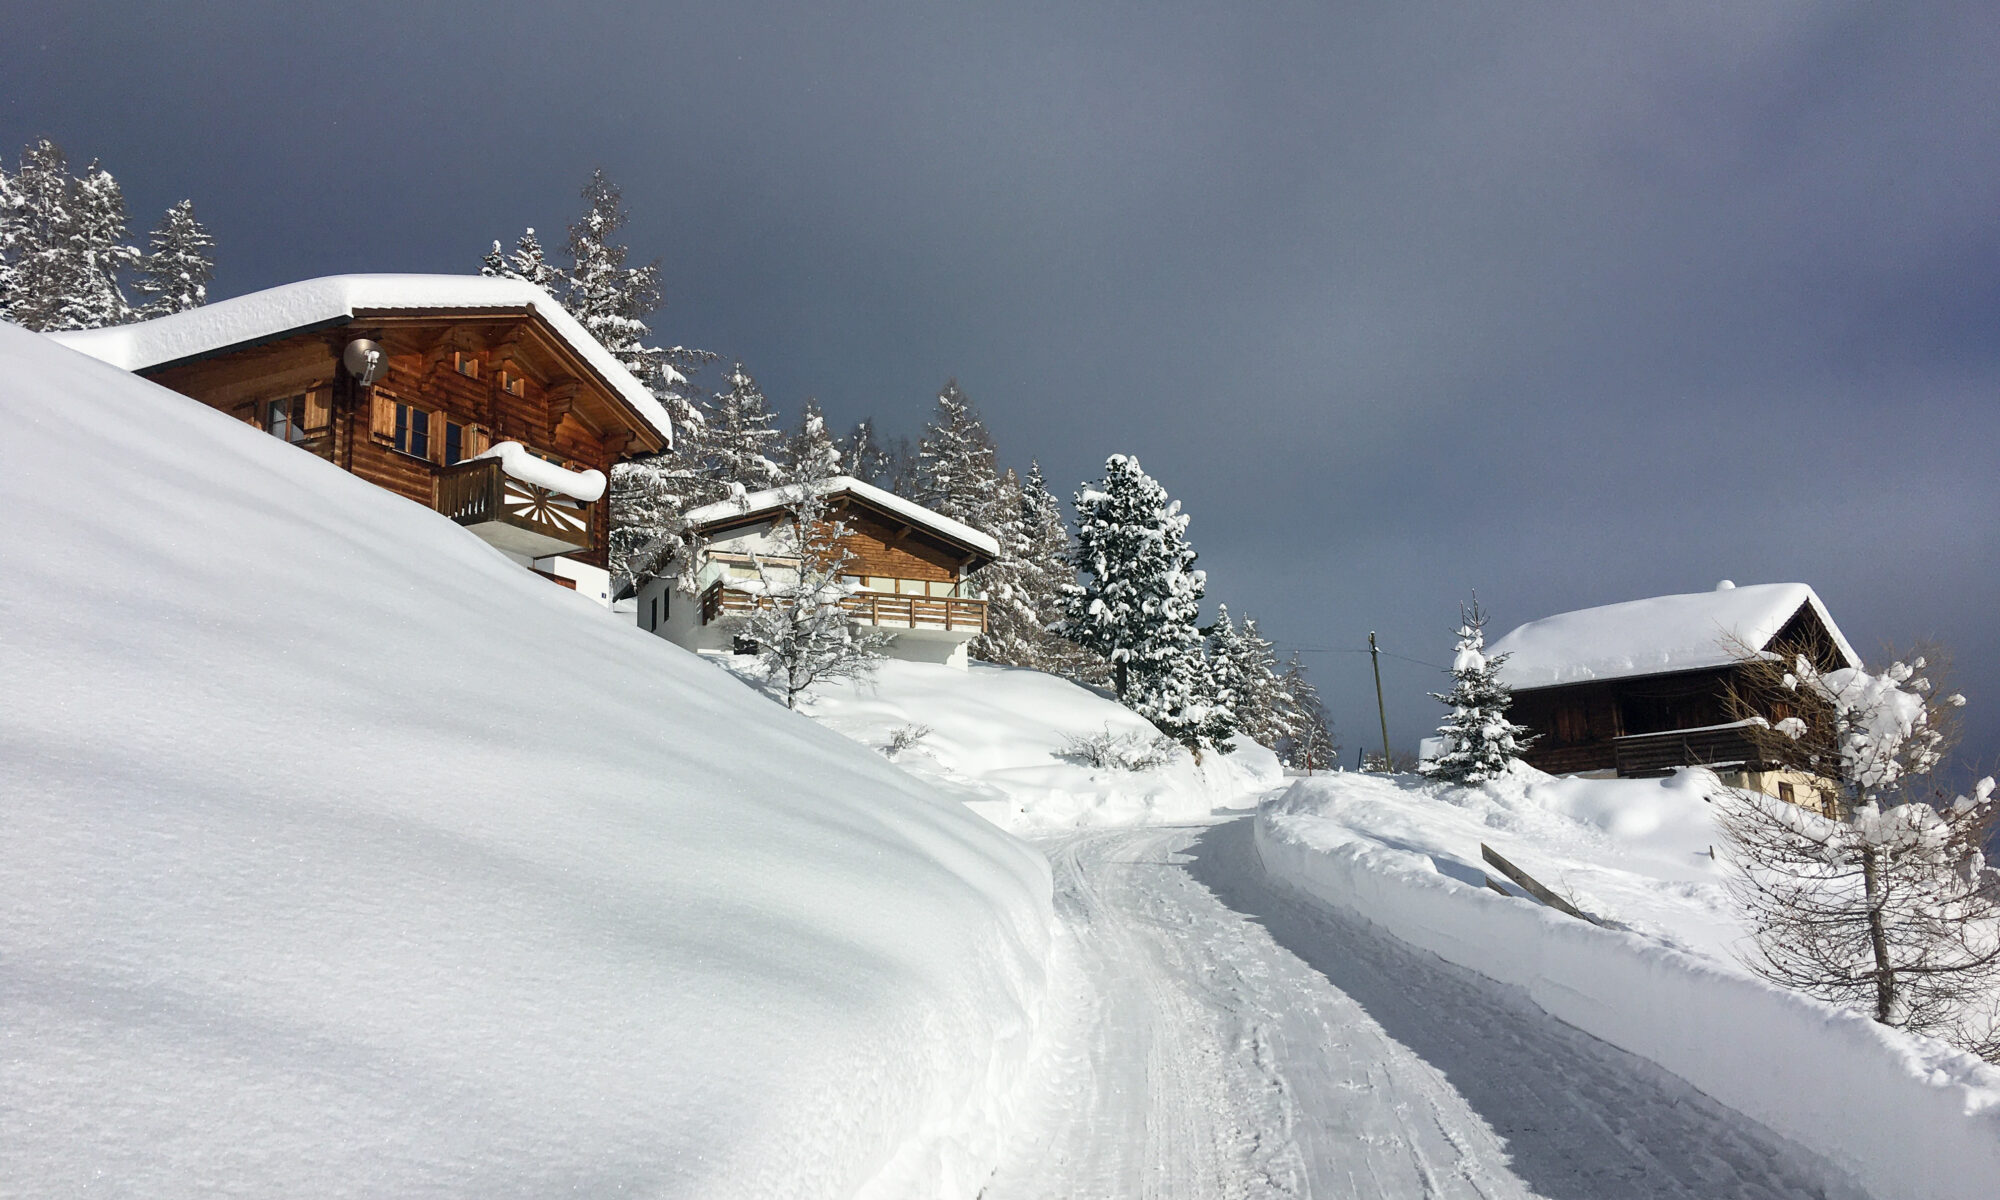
(1488, 582, 1860, 807)
(51, 275, 675, 601)
(625, 476, 1000, 669)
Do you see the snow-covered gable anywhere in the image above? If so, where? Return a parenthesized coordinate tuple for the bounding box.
(48, 274, 676, 445)
(685, 475, 1002, 560)
(1490, 582, 1860, 690)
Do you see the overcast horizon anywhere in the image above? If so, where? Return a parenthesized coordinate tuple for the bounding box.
(7, 2, 1996, 771)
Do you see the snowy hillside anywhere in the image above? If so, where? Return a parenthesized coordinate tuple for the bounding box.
(1256, 769, 2000, 1200)
(0, 323, 1053, 1199)
(731, 657, 1283, 829)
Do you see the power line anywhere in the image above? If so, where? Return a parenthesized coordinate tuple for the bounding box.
(1278, 644, 1449, 672)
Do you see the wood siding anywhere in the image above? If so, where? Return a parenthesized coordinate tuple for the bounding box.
(833, 506, 965, 583)
(141, 315, 648, 568)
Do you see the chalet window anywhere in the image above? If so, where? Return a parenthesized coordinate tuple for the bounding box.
(1778, 782, 1796, 805)
(499, 369, 525, 397)
(444, 421, 466, 466)
(262, 394, 309, 445)
(453, 351, 480, 379)
(392, 402, 432, 460)
(647, 596, 659, 631)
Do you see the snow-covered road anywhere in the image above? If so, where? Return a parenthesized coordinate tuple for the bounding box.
(983, 816, 1860, 1200)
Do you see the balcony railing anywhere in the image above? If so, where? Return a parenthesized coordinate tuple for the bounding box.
(435, 457, 593, 558)
(700, 580, 988, 633)
(1612, 720, 1792, 778)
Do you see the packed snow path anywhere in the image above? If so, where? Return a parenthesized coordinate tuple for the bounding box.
(983, 817, 1859, 1200)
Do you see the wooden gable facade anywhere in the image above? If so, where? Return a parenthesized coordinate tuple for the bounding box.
(136, 308, 666, 570)
(1510, 600, 1852, 779)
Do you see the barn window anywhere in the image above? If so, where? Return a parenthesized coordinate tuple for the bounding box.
(1553, 704, 1588, 745)
(392, 403, 432, 459)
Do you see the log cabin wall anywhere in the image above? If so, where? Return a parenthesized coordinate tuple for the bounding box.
(1512, 666, 1742, 776)
(142, 317, 628, 568)
(833, 506, 965, 583)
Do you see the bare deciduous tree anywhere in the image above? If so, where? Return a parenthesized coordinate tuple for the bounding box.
(1716, 642, 2000, 1059)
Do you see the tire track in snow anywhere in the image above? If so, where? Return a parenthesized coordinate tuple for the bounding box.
(982, 818, 1861, 1200)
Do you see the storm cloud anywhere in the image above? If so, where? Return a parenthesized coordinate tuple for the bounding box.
(6, 1, 1996, 767)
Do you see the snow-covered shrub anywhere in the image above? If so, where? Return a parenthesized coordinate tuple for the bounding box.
(1058, 727, 1179, 772)
(882, 723, 933, 760)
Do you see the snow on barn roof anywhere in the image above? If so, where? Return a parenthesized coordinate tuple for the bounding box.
(1488, 581, 1861, 690)
(47, 274, 677, 446)
(684, 475, 1002, 559)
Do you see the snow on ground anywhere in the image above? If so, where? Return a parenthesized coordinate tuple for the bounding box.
(1257, 768, 2000, 1200)
(734, 657, 1281, 829)
(0, 323, 1052, 1199)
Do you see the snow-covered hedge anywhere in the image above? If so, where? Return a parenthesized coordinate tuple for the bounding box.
(1256, 778, 2000, 1200)
(0, 323, 1053, 1199)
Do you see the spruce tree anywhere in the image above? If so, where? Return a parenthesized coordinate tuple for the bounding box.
(706, 363, 785, 492)
(4, 140, 82, 331)
(1226, 615, 1291, 749)
(970, 467, 1037, 666)
(1060, 455, 1209, 745)
(1420, 597, 1535, 784)
(842, 419, 893, 486)
(563, 171, 661, 378)
(64, 159, 137, 329)
(781, 399, 844, 483)
(1274, 655, 1339, 773)
(133, 199, 213, 317)
(912, 380, 1001, 530)
(0, 160, 21, 323)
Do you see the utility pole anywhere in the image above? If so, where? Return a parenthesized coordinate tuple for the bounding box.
(1369, 630, 1392, 772)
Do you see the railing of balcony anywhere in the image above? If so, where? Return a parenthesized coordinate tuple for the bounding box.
(699, 580, 988, 633)
(434, 457, 593, 552)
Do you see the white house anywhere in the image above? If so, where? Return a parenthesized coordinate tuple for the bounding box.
(627, 476, 1000, 669)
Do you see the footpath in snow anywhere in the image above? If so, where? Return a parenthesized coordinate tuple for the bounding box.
(982, 817, 1864, 1200)
(1258, 769, 2000, 1200)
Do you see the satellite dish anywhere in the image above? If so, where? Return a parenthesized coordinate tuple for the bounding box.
(342, 338, 388, 386)
(1716, 579, 1737, 591)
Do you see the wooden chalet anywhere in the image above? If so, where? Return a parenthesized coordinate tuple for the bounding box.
(1489, 582, 1860, 808)
(626, 476, 1000, 668)
(52, 275, 674, 597)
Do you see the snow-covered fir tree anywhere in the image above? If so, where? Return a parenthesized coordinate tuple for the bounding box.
(481, 227, 559, 289)
(133, 199, 213, 317)
(732, 476, 890, 710)
(1420, 597, 1535, 784)
(1274, 654, 1339, 773)
(912, 380, 1002, 530)
(782, 400, 844, 483)
(970, 467, 1038, 666)
(563, 172, 663, 376)
(841, 419, 893, 486)
(1060, 455, 1212, 749)
(706, 363, 785, 493)
(63, 159, 137, 329)
(0, 160, 21, 323)
(3, 141, 93, 331)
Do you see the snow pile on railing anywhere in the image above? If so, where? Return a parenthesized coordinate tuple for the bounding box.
(1255, 772, 2000, 1200)
(471, 439, 607, 503)
(0, 324, 1051, 1199)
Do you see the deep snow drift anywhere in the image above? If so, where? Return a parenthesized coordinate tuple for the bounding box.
(0, 323, 1053, 1199)
(1256, 769, 2000, 1200)
(741, 656, 1282, 829)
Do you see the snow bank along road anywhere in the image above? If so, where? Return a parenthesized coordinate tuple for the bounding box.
(983, 816, 1863, 1200)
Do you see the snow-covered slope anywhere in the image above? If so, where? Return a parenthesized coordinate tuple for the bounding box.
(1256, 769, 2000, 1200)
(740, 658, 1282, 829)
(0, 323, 1052, 1199)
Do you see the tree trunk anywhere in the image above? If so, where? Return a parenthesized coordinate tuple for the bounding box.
(1862, 844, 1896, 1024)
(1114, 659, 1129, 699)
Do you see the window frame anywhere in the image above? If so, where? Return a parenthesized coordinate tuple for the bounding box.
(391, 401, 434, 461)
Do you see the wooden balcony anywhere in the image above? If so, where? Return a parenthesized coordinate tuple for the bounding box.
(1612, 720, 1791, 778)
(700, 580, 988, 633)
(434, 457, 593, 559)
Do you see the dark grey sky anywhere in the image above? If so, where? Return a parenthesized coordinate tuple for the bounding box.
(8, 2, 1998, 771)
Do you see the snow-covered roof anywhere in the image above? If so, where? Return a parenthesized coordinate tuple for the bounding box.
(684, 475, 1001, 559)
(1489, 582, 1861, 690)
(47, 274, 676, 446)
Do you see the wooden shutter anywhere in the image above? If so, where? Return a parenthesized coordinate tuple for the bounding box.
(370, 392, 396, 440)
(466, 424, 490, 457)
(235, 401, 260, 427)
(302, 388, 332, 433)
